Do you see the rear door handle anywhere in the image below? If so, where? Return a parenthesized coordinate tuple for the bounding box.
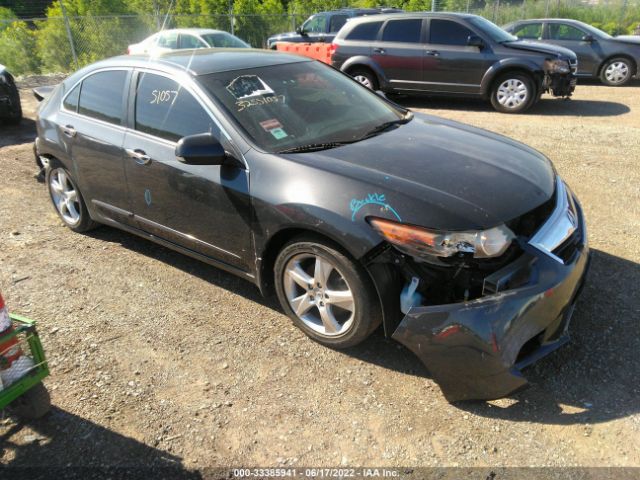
(373, 48, 386, 54)
(126, 148, 152, 165)
(63, 125, 76, 138)
(425, 50, 440, 57)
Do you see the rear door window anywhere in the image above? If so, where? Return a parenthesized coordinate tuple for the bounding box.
(179, 34, 205, 49)
(346, 21, 382, 41)
(158, 31, 178, 48)
(78, 70, 127, 125)
(429, 19, 474, 46)
(134, 72, 217, 142)
(381, 19, 423, 43)
(512, 23, 542, 40)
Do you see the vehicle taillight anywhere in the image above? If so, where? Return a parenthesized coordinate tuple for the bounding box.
(329, 43, 339, 60)
(127, 46, 131, 55)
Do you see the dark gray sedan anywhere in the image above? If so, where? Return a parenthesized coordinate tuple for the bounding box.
(34, 49, 589, 401)
(504, 18, 640, 86)
(0, 63, 22, 125)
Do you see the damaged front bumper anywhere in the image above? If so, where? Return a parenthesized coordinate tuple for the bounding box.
(392, 184, 589, 402)
(543, 70, 577, 98)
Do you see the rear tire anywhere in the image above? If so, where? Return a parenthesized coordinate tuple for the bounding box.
(9, 383, 51, 419)
(600, 57, 634, 86)
(350, 68, 378, 90)
(46, 161, 98, 233)
(490, 73, 535, 113)
(274, 235, 382, 349)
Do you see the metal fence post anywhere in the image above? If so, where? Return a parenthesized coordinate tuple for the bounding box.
(229, 0, 235, 35)
(545, 0, 550, 17)
(466, 0, 471, 13)
(431, 0, 437, 12)
(492, 0, 500, 23)
(58, 0, 78, 69)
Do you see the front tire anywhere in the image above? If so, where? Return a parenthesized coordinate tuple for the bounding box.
(10, 383, 51, 419)
(46, 163, 98, 232)
(600, 57, 633, 86)
(490, 73, 535, 113)
(274, 235, 382, 349)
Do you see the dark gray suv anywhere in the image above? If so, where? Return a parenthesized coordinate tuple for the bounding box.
(332, 13, 577, 113)
(504, 18, 640, 86)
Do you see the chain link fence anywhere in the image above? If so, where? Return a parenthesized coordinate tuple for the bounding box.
(1, 1, 639, 77)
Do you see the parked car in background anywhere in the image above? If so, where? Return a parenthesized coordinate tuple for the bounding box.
(266, 8, 402, 49)
(504, 19, 640, 86)
(332, 13, 577, 113)
(128, 28, 250, 55)
(0, 64, 22, 125)
(34, 49, 589, 401)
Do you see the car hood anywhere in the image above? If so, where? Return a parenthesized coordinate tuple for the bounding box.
(614, 35, 640, 45)
(268, 32, 298, 41)
(284, 113, 555, 231)
(503, 40, 577, 60)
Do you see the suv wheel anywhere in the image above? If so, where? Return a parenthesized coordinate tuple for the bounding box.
(490, 73, 534, 113)
(600, 57, 633, 86)
(274, 235, 382, 349)
(350, 68, 378, 90)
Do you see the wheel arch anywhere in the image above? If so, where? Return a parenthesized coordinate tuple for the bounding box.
(340, 57, 389, 90)
(480, 61, 541, 97)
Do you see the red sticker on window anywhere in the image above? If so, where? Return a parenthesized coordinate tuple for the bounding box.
(259, 119, 283, 131)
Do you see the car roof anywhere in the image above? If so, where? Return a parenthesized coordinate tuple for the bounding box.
(508, 18, 586, 24)
(347, 11, 475, 23)
(87, 48, 311, 77)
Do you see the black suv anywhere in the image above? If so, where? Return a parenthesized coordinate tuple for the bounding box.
(266, 8, 401, 49)
(504, 19, 640, 86)
(332, 13, 577, 113)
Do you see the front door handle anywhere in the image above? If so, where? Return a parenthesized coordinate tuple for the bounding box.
(425, 50, 440, 57)
(126, 148, 152, 165)
(63, 125, 76, 138)
(373, 47, 386, 54)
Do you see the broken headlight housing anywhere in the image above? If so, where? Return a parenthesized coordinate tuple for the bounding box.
(368, 218, 515, 260)
(544, 59, 571, 74)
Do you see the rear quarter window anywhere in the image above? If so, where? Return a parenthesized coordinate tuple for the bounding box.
(345, 21, 382, 41)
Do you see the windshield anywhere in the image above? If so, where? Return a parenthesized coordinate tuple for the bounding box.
(198, 61, 407, 153)
(201, 32, 250, 48)
(469, 16, 517, 43)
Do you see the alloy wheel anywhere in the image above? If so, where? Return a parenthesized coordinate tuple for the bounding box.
(354, 75, 373, 89)
(496, 79, 529, 110)
(283, 253, 355, 337)
(49, 168, 81, 226)
(604, 61, 630, 85)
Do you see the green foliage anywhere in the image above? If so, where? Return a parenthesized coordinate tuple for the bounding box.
(0, 20, 40, 74)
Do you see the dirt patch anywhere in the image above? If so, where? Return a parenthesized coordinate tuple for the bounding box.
(0, 78, 639, 472)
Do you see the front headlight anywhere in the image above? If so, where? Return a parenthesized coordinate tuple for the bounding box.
(368, 218, 515, 260)
(544, 59, 571, 74)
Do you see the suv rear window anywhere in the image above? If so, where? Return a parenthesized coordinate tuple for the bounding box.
(382, 19, 422, 43)
(329, 15, 349, 33)
(429, 19, 474, 46)
(346, 21, 382, 41)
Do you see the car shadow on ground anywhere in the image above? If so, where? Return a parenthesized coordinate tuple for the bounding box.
(0, 406, 200, 478)
(393, 95, 630, 117)
(0, 117, 37, 148)
(87, 226, 639, 425)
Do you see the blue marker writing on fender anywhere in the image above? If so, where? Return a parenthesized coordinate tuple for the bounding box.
(144, 189, 152, 206)
(350, 193, 401, 222)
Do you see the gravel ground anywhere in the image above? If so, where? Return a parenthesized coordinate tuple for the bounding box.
(0, 77, 639, 476)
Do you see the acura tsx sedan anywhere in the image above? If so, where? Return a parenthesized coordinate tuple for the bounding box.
(34, 49, 589, 401)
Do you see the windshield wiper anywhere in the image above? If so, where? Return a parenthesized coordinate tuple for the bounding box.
(359, 112, 413, 140)
(277, 142, 350, 154)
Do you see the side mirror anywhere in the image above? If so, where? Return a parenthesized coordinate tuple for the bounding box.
(296, 26, 307, 36)
(175, 133, 226, 166)
(581, 34, 594, 43)
(467, 35, 485, 48)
